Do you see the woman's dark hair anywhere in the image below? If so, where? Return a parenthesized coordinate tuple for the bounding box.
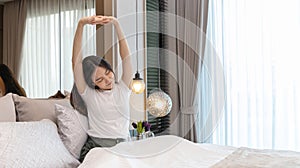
(70, 56, 114, 115)
(82, 56, 114, 90)
(0, 64, 27, 97)
(70, 84, 88, 116)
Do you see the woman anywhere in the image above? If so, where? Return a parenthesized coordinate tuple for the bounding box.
(0, 64, 27, 97)
(71, 15, 132, 162)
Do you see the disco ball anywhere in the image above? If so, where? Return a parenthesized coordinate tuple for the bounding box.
(147, 90, 172, 117)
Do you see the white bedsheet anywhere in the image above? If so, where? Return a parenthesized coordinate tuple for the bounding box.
(79, 135, 236, 168)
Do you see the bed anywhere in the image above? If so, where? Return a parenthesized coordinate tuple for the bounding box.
(1, 93, 300, 167)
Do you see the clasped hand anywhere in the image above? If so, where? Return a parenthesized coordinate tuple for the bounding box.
(80, 15, 117, 26)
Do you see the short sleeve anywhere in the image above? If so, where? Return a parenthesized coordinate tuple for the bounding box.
(118, 80, 131, 97)
(80, 86, 94, 100)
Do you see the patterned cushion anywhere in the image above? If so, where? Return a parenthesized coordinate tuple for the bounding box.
(0, 119, 80, 167)
(55, 104, 88, 159)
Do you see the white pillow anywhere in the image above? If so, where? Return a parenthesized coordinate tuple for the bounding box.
(0, 119, 80, 167)
(55, 104, 88, 159)
(0, 93, 16, 122)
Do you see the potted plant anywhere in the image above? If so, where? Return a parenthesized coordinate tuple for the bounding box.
(132, 121, 154, 140)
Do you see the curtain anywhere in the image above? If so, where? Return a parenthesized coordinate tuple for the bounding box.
(207, 0, 300, 151)
(19, 0, 95, 98)
(3, 0, 27, 78)
(165, 0, 209, 142)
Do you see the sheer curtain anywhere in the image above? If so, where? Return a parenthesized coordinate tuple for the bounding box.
(19, 0, 95, 98)
(204, 0, 300, 151)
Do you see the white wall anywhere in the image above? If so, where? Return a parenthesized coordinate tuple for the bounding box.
(116, 0, 146, 122)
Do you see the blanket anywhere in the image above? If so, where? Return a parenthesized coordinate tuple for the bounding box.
(79, 135, 235, 168)
(211, 147, 300, 168)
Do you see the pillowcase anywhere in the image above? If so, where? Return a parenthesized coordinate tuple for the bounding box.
(55, 104, 88, 159)
(0, 119, 80, 167)
(0, 93, 16, 122)
(12, 94, 72, 123)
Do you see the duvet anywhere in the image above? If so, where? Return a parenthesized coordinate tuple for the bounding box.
(80, 135, 300, 168)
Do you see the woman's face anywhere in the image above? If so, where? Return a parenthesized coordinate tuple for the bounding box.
(0, 77, 6, 97)
(93, 66, 115, 90)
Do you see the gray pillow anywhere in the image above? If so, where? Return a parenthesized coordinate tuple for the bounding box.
(12, 94, 72, 123)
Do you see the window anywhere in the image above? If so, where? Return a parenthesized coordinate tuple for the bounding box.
(146, 0, 170, 135)
(207, 0, 300, 151)
(20, 0, 95, 98)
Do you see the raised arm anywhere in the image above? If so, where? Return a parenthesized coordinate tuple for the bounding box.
(72, 18, 86, 94)
(72, 16, 111, 94)
(111, 18, 133, 88)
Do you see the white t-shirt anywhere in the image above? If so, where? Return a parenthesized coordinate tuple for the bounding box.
(81, 80, 131, 139)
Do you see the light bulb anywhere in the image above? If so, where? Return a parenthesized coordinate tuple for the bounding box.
(133, 82, 142, 91)
(147, 90, 172, 117)
(131, 80, 145, 94)
(131, 72, 145, 94)
(154, 100, 165, 109)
